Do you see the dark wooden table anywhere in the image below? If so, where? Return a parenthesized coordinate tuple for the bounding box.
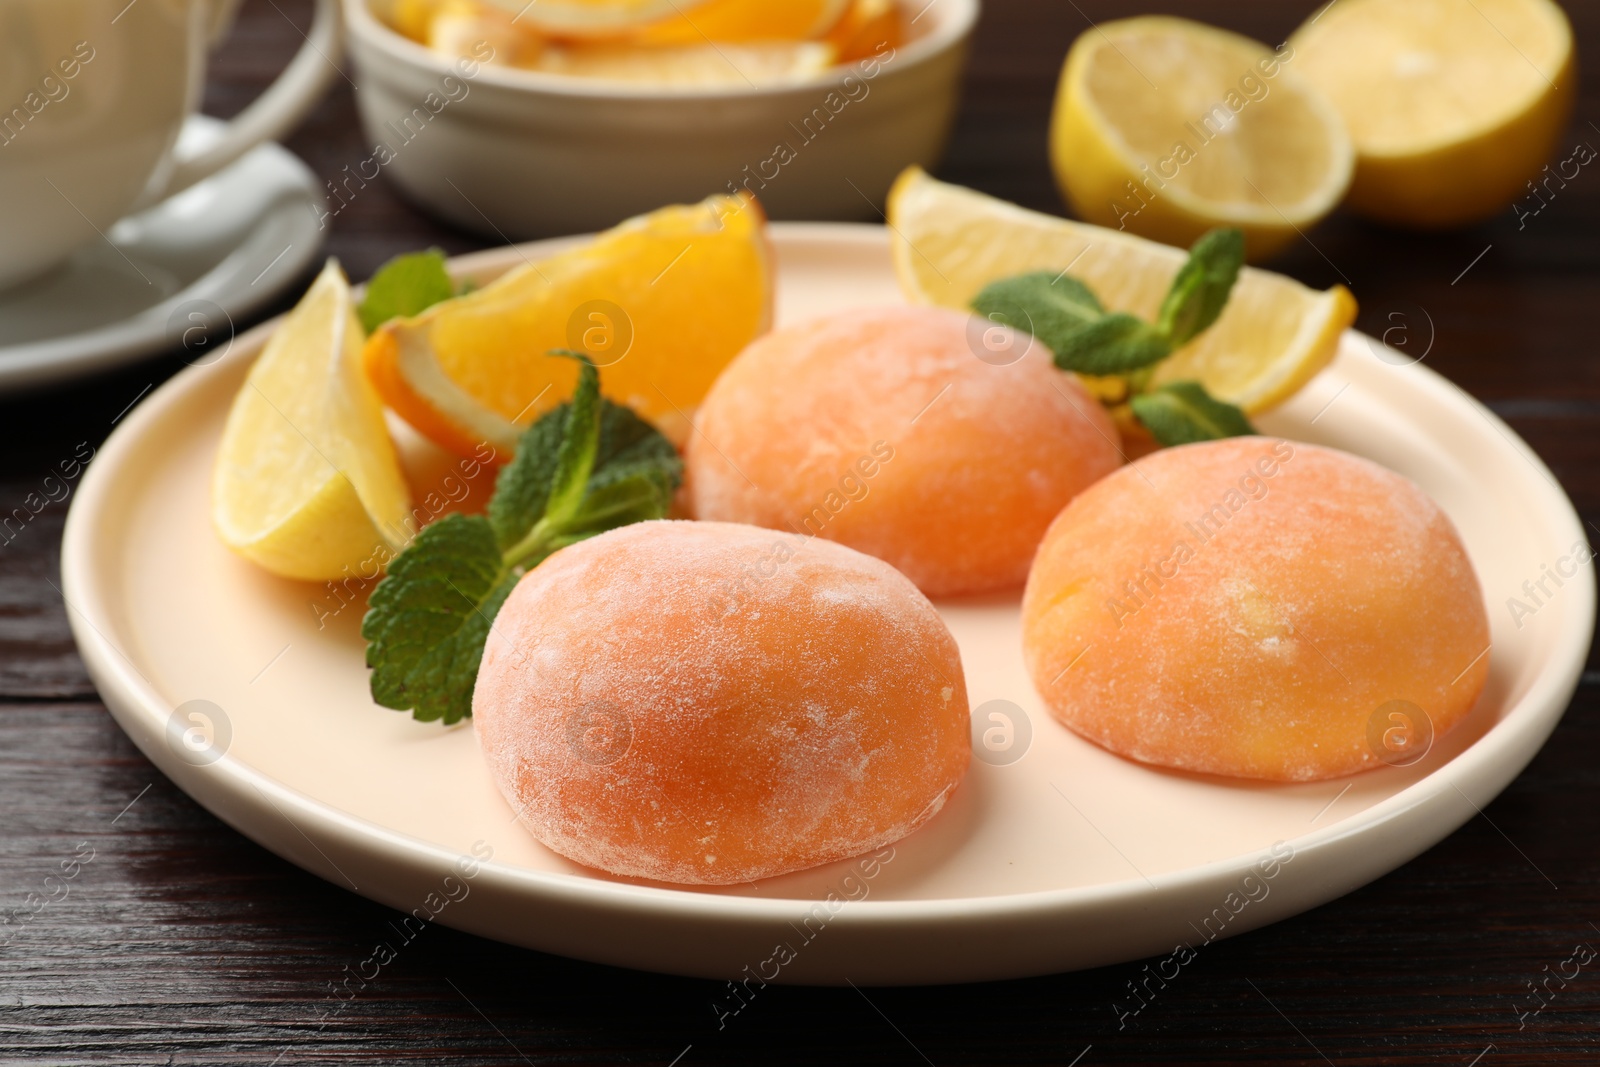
(4, 1, 1598, 1063)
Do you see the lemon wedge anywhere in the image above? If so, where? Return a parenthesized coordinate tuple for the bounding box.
(213, 261, 413, 582)
(1049, 16, 1353, 260)
(1291, 0, 1575, 228)
(887, 167, 1357, 414)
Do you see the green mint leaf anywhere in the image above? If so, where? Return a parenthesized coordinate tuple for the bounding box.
(974, 271, 1105, 333)
(556, 472, 675, 540)
(364, 353, 682, 724)
(539, 352, 602, 530)
(486, 411, 568, 554)
(1061, 313, 1172, 375)
(1155, 228, 1245, 349)
(358, 249, 456, 333)
(487, 374, 681, 554)
(1129, 380, 1256, 447)
(972, 272, 1171, 374)
(361, 514, 516, 725)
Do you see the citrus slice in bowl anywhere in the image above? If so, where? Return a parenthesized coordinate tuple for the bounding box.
(1290, 0, 1575, 228)
(406, 0, 849, 45)
(532, 41, 836, 86)
(213, 260, 413, 582)
(887, 167, 1357, 414)
(423, 0, 542, 65)
(472, 0, 703, 36)
(364, 194, 771, 458)
(826, 0, 903, 63)
(1049, 15, 1353, 261)
(629, 0, 851, 44)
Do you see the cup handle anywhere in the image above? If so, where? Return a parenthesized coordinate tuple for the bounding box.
(152, 0, 343, 201)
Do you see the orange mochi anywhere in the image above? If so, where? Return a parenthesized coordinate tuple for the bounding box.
(1021, 438, 1490, 781)
(686, 305, 1123, 598)
(473, 520, 970, 884)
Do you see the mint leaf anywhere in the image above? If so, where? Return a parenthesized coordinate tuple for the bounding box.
(557, 472, 674, 540)
(975, 272, 1104, 335)
(1129, 380, 1256, 447)
(487, 379, 680, 553)
(539, 352, 602, 530)
(361, 514, 516, 725)
(1063, 313, 1170, 375)
(363, 353, 682, 724)
(972, 272, 1170, 374)
(486, 411, 567, 553)
(973, 233, 1252, 454)
(1156, 228, 1244, 349)
(358, 249, 456, 333)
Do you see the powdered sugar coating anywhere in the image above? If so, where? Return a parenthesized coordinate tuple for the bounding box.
(474, 520, 970, 884)
(1021, 438, 1491, 781)
(686, 305, 1123, 597)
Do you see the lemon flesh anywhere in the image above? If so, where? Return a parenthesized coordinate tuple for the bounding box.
(213, 261, 413, 582)
(1050, 16, 1353, 261)
(1291, 0, 1575, 227)
(888, 167, 1357, 415)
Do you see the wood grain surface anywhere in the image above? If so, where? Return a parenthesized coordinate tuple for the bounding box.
(2, 0, 1598, 1063)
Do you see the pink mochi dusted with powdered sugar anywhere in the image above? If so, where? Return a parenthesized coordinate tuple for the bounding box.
(1022, 438, 1491, 781)
(686, 305, 1123, 597)
(473, 520, 971, 884)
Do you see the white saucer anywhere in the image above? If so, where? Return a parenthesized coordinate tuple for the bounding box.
(60, 226, 1593, 984)
(0, 115, 325, 394)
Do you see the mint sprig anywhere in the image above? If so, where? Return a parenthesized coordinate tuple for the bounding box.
(971, 274, 1169, 374)
(1130, 381, 1255, 446)
(358, 249, 457, 333)
(361, 353, 682, 724)
(971, 228, 1255, 448)
(1155, 228, 1245, 348)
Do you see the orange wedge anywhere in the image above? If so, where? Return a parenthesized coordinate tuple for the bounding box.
(827, 0, 903, 62)
(630, 0, 851, 44)
(364, 194, 771, 460)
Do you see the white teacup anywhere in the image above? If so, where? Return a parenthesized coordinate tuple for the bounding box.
(0, 0, 341, 291)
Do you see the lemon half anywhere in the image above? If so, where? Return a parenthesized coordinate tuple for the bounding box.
(1291, 0, 1576, 228)
(1050, 16, 1354, 261)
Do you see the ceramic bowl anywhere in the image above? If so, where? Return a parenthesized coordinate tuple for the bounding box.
(342, 0, 979, 236)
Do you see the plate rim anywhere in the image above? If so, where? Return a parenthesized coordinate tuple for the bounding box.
(60, 222, 1595, 960)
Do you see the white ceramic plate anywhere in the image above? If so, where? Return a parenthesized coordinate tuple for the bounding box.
(61, 225, 1593, 985)
(0, 116, 325, 395)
